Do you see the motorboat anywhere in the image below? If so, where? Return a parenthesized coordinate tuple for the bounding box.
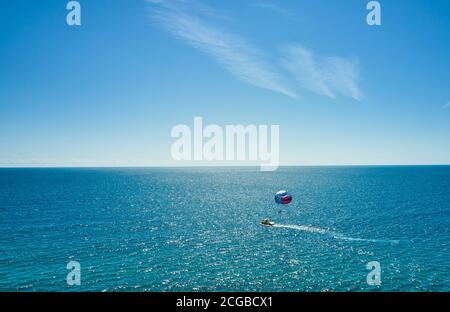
(261, 219, 275, 226)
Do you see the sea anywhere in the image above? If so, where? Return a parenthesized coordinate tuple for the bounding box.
(0, 166, 449, 291)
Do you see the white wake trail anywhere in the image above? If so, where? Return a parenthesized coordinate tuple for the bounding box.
(273, 224, 400, 244)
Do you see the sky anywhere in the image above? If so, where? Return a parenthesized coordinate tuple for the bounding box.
(0, 0, 449, 167)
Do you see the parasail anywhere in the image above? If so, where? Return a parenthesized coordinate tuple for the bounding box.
(274, 190, 292, 205)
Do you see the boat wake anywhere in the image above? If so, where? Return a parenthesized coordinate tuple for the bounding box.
(273, 224, 400, 244)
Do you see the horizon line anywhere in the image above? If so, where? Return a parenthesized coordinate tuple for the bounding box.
(1, 163, 450, 169)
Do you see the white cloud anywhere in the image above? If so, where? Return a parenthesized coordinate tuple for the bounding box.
(255, 2, 292, 18)
(442, 102, 450, 109)
(281, 45, 363, 101)
(147, 0, 296, 98)
(147, 1, 365, 102)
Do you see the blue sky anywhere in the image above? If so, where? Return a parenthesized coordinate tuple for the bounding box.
(0, 0, 449, 167)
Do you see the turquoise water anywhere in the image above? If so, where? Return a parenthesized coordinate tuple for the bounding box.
(0, 166, 449, 291)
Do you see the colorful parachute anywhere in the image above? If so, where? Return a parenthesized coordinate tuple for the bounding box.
(274, 190, 292, 205)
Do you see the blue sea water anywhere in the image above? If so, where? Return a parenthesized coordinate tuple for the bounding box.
(0, 166, 449, 292)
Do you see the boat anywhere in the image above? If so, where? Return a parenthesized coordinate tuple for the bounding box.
(261, 219, 275, 226)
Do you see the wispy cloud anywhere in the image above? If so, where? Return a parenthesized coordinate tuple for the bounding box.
(147, 0, 296, 98)
(443, 102, 450, 109)
(147, 1, 365, 102)
(281, 45, 363, 101)
(255, 2, 292, 18)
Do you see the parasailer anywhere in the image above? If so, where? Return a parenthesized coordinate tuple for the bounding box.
(260, 190, 293, 226)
